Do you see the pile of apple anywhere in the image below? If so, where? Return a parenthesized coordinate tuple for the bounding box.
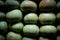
(0, 0, 60, 40)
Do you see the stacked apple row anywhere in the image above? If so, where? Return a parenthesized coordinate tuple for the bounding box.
(1, 0, 60, 12)
(5, 9, 60, 24)
(0, 9, 60, 40)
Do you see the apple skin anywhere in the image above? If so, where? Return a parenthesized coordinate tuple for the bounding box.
(57, 13, 60, 23)
(0, 21, 8, 33)
(23, 25, 39, 37)
(22, 37, 37, 40)
(24, 13, 38, 24)
(5, 0, 19, 9)
(39, 13, 56, 24)
(11, 22, 24, 33)
(0, 1, 4, 6)
(57, 25, 60, 32)
(56, 36, 60, 40)
(57, 2, 60, 10)
(40, 25, 57, 36)
(20, 1, 37, 12)
(6, 32, 22, 40)
(0, 12, 5, 21)
(39, 0, 56, 11)
(57, 25, 60, 35)
(6, 9, 23, 23)
(39, 37, 50, 40)
(0, 35, 5, 40)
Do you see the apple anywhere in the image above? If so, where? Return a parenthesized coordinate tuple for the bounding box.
(39, 37, 50, 40)
(6, 9, 22, 23)
(57, 2, 60, 10)
(11, 22, 24, 32)
(24, 13, 38, 24)
(20, 1, 37, 12)
(0, 35, 5, 40)
(5, 0, 19, 9)
(0, 1, 4, 7)
(57, 13, 60, 23)
(39, 0, 56, 11)
(57, 25, 60, 31)
(0, 21, 8, 33)
(22, 37, 36, 40)
(57, 36, 60, 40)
(40, 25, 57, 36)
(23, 25, 39, 37)
(39, 13, 56, 24)
(6, 32, 22, 40)
(0, 12, 5, 21)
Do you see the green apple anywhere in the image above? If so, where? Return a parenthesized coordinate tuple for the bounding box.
(57, 13, 60, 22)
(39, 13, 56, 24)
(6, 9, 22, 23)
(6, 32, 22, 40)
(11, 22, 24, 32)
(57, 36, 60, 40)
(0, 1, 4, 7)
(22, 37, 36, 40)
(24, 13, 38, 24)
(20, 1, 37, 12)
(0, 35, 5, 40)
(39, 37, 50, 40)
(57, 25, 60, 31)
(5, 0, 19, 9)
(57, 2, 60, 9)
(40, 25, 57, 36)
(23, 25, 39, 37)
(0, 12, 5, 21)
(0, 21, 8, 32)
